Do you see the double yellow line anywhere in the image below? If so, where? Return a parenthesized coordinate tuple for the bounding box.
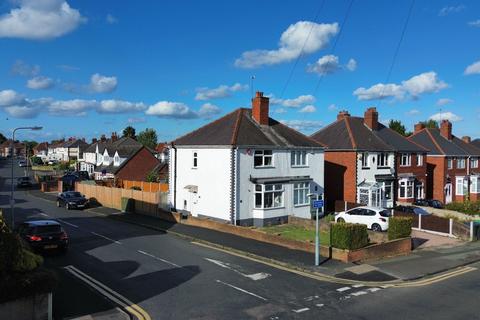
(393, 266, 477, 288)
(64, 265, 151, 320)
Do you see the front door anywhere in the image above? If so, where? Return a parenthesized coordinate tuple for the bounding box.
(445, 183, 452, 204)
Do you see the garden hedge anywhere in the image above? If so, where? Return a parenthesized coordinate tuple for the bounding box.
(388, 216, 413, 240)
(446, 201, 480, 216)
(331, 223, 369, 250)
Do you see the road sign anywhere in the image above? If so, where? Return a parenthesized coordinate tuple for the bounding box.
(313, 200, 324, 208)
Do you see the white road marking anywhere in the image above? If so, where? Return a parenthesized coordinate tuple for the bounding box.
(336, 287, 351, 292)
(351, 291, 368, 296)
(205, 258, 271, 281)
(57, 219, 79, 228)
(316, 304, 324, 308)
(39, 212, 50, 217)
(91, 231, 122, 245)
(215, 280, 268, 301)
(352, 284, 365, 288)
(292, 308, 310, 313)
(64, 265, 151, 320)
(368, 287, 382, 293)
(137, 250, 181, 268)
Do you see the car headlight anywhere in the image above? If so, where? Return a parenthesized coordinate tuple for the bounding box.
(68, 202, 76, 205)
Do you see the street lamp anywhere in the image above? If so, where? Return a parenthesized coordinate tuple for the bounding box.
(307, 192, 323, 266)
(10, 126, 42, 228)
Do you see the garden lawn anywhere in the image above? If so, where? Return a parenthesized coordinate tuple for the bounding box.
(261, 224, 330, 245)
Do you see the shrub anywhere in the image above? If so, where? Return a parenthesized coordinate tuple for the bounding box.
(323, 214, 335, 223)
(446, 201, 480, 216)
(331, 223, 369, 250)
(388, 216, 413, 240)
(0, 268, 58, 303)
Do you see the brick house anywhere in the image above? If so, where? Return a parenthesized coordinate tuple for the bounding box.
(0, 140, 25, 158)
(409, 120, 480, 204)
(311, 107, 427, 210)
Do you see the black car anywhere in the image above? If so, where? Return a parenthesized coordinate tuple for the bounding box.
(413, 199, 429, 207)
(17, 176, 33, 188)
(394, 205, 431, 216)
(57, 191, 88, 210)
(17, 220, 68, 253)
(426, 199, 444, 209)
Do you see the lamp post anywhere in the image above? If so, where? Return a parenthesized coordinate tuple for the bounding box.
(307, 192, 322, 266)
(10, 126, 42, 228)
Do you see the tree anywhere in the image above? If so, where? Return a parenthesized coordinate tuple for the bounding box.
(137, 128, 158, 150)
(420, 119, 439, 129)
(0, 133, 6, 144)
(122, 126, 136, 139)
(22, 140, 38, 157)
(388, 120, 411, 137)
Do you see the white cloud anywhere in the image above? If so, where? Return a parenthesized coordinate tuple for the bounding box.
(145, 101, 197, 119)
(98, 100, 146, 113)
(127, 117, 146, 124)
(306, 55, 356, 75)
(436, 98, 453, 106)
(438, 5, 465, 16)
(90, 73, 118, 93)
(27, 76, 54, 89)
(11, 60, 39, 76)
(48, 99, 98, 116)
(235, 21, 339, 68)
(274, 108, 287, 114)
(197, 103, 221, 118)
(299, 105, 316, 113)
(0, 0, 85, 40)
(4, 105, 40, 118)
(270, 94, 316, 108)
(464, 60, 480, 75)
(195, 83, 248, 100)
(353, 71, 447, 101)
(0, 89, 26, 106)
(106, 14, 118, 24)
(429, 111, 462, 122)
(406, 109, 420, 116)
(469, 20, 480, 27)
(280, 120, 322, 133)
(327, 104, 338, 111)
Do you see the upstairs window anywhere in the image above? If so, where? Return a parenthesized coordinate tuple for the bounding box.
(254, 150, 273, 167)
(447, 158, 453, 169)
(457, 157, 466, 169)
(417, 154, 423, 166)
(361, 152, 369, 168)
(471, 158, 479, 169)
(192, 152, 198, 168)
(400, 153, 411, 167)
(378, 153, 389, 167)
(291, 151, 307, 167)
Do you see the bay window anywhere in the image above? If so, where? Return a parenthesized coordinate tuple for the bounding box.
(456, 177, 467, 196)
(254, 184, 283, 208)
(399, 179, 414, 198)
(471, 176, 480, 194)
(293, 182, 310, 206)
(254, 150, 273, 167)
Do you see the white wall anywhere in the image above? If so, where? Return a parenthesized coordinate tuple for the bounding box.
(356, 152, 395, 183)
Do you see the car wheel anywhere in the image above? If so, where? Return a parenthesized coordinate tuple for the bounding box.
(337, 218, 345, 223)
(372, 223, 382, 232)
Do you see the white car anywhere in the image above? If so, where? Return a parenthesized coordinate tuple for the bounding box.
(335, 206, 390, 232)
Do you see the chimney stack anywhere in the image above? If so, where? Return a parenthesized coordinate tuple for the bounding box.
(337, 110, 350, 121)
(462, 136, 471, 144)
(92, 138, 98, 144)
(111, 132, 118, 142)
(414, 122, 425, 134)
(100, 134, 107, 142)
(440, 120, 452, 140)
(364, 107, 379, 130)
(252, 91, 269, 125)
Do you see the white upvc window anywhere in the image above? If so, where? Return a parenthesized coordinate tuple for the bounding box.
(471, 158, 479, 169)
(378, 153, 389, 167)
(361, 152, 369, 168)
(291, 151, 307, 167)
(254, 150, 273, 167)
(470, 176, 480, 194)
(400, 153, 411, 167)
(192, 151, 198, 168)
(399, 179, 414, 198)
(456, 176, 467, 196)
(417, 154, 423, 166)
(447, 158, 453, 169)
(457, 157, 466, 169)
(254, 184, 284, 209)
(416, 182, 425, 199)
(293, 182, 310, 206)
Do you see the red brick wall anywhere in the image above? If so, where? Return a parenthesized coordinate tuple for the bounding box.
(116, 147, 160, 181)
(427, 156, 446, 202)
(325, 151, 357, 209)
(396, 152, 428, 201)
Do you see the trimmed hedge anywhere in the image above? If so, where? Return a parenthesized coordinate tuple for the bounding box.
(388, 216, 413, 240)
(446, 201, 480, 216)
(331, 223, 369, 250)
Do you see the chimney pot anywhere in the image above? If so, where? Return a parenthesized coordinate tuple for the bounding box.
(462, 136, 471, 143)
(337, 110, 350, 121)
(364, 107, 379, 130)
(252, 90, 269, 125)
(414, 122, 425, 134)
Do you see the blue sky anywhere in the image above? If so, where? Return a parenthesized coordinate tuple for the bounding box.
(1, 0, 480, 142)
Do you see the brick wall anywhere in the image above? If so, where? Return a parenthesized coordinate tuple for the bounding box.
(116, 147, 160, 182)
(324, 151, 357, 210)
(396, 152, 428, 202)
(427, 156, 446, 202)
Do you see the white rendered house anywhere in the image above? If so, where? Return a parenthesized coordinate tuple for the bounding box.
(169, 92, 325, 227)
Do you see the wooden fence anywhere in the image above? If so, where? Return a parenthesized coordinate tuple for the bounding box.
(119, 179, 169, 193)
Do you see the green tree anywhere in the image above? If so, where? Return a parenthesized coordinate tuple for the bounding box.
(388, 120, 408, 136)
(137, 128, 158, 150)
(122, 126, 136, 139)
(22, 140, 38, 157)
(420, 119, 439, 129)
(0, 133, 6, 144)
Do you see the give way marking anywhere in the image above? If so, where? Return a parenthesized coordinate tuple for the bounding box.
(205, 258, 270, 281)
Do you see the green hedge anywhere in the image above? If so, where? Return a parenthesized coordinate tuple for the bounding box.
(388, 216, 413, 241)
(0, 269, 58, 303)
(331, 223, 369, 250)
(446, 201, 480, 216)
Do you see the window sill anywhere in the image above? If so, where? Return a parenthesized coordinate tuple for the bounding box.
(361, 167, 370, 170)
(291, 165, 308, 168)
(378, 166, 390, 169)
(254, 206, 285, 210)
(254, 166, 275, 169)
(294, 203, 310, 208)
(191, 167, 198, 169)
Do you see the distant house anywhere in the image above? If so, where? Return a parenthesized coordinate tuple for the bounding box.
(0, 140, 25, 158)
(169, 91, 325, 226)
(33, 142, 48, 158)
(48, 138, 88, 162)
(409, 120, 480, 203)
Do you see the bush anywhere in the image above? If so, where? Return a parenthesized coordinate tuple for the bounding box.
(323, 214, 336, 223)
(331, 223, 369, 250)
(446, 201, 480, 216)
(388, 216, 413, 240)
(0, 268, 58, 303)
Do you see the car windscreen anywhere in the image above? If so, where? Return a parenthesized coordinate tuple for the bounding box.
(413, 207, 429, 215)
(379, 210, 391, 217)
(34, 225, 61, 234)
(67, 192, 82, 197)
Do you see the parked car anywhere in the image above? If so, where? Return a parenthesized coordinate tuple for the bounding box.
(47, 159, 59, 165)
(394, 205, 431, 216)
(71, 171, 90, 180)
(413, 199, 429, 206)
(18, 160, 30, 167)
(426, 199, 444, 209)
(335, 206, 390, 232)
(17, 176, 33, 188)
(57, 191, 88, 210)
(16, 220, 68, 253)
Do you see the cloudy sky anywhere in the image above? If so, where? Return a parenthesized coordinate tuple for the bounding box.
(1, 0, 480, 142)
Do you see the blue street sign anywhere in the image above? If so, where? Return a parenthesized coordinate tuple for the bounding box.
(313, 200, 324, 208)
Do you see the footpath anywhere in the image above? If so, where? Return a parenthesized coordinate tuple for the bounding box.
(30, 190, 480, 283)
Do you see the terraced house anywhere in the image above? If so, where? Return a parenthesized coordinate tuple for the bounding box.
(409, 120, 480, 203)
(312, 107, 427, 210)
(169, 92, 325, 227)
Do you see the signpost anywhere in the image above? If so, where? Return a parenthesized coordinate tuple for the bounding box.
(308, 193, 324, 266)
